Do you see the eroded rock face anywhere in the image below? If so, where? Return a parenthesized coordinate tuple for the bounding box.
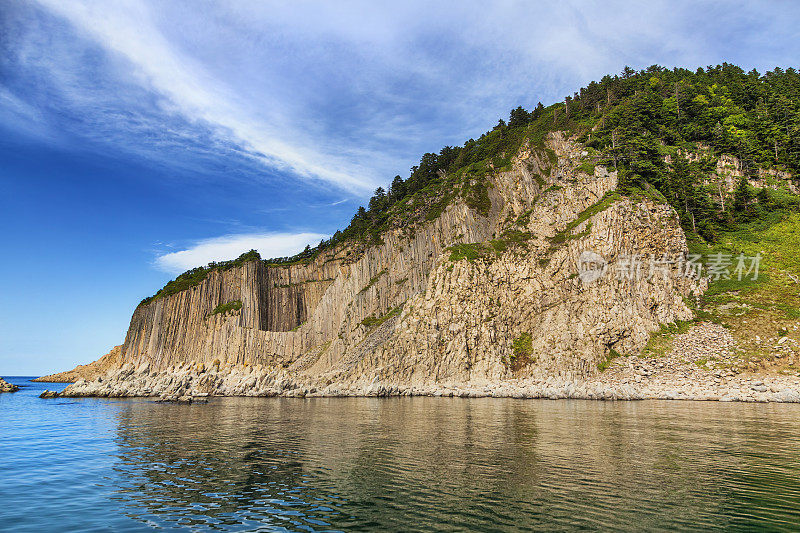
(348, 195, 699, 389)
(59, 132, 707, 398)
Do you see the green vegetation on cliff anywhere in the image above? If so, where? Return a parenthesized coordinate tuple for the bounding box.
(144, 63, 799, 305)
(140, 250, 260, 306)
(511, 333, 533, 362)
(312, 63, 800, 256)
(209, 300, 243, 316)
(573, 64, 800, 241)
(548, 191, 621, 247)
(644, 210, 800, 373)
(360, 306, 403, 331)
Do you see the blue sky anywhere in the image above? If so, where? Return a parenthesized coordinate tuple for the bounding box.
(2, 0, 799, 375)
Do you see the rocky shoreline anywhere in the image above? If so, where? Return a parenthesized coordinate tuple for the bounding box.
(40, 373, 800, 403)
(41, 358, 800, 405)
(39, 323, 800, 404)
(37, 323, 800, 404)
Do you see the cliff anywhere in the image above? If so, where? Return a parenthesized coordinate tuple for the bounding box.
(58, 132, 709, 398)
(38, 64, 800, 401)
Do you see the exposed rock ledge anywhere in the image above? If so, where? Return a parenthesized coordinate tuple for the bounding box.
(46, 371, 800, 403)
(48, 328, 800, 403)
(0, 377, 19, 393)
(33, 346, 122, 383)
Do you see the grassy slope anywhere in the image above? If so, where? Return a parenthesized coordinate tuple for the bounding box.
(645, 212, 800, 374)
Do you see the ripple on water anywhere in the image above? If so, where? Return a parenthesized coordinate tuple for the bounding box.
(2, 379, 800, 531)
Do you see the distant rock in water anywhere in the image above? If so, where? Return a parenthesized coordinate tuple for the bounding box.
(33, 346, 122, 383)
(0, 377, 19, 393)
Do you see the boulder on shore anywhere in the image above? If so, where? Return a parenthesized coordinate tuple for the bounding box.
(0, 377, 19, 393)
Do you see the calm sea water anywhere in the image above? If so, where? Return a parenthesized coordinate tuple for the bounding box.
(2, 376, 800, 531)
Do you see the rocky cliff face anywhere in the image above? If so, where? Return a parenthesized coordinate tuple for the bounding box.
(60, 132, 704, 398)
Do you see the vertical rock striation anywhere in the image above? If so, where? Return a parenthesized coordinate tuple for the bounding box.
(60, 132, 705, 397)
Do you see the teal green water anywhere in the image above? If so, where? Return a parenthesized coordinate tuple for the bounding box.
(2, 376, 800, 531)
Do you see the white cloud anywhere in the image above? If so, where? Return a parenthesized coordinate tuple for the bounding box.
(155, 232, 327, 273)
(31, 0, 379, 192)
(12, 0, 800, 199)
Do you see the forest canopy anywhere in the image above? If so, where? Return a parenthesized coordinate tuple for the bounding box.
(145, 63, 800, 304)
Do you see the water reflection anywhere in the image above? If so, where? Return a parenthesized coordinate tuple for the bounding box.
(108, 398, 800, 531)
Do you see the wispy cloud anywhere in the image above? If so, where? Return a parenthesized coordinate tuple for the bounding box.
(24, 0, 380, 192)
(155, 232, 327, 273)
(5, 0, 799, 198)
